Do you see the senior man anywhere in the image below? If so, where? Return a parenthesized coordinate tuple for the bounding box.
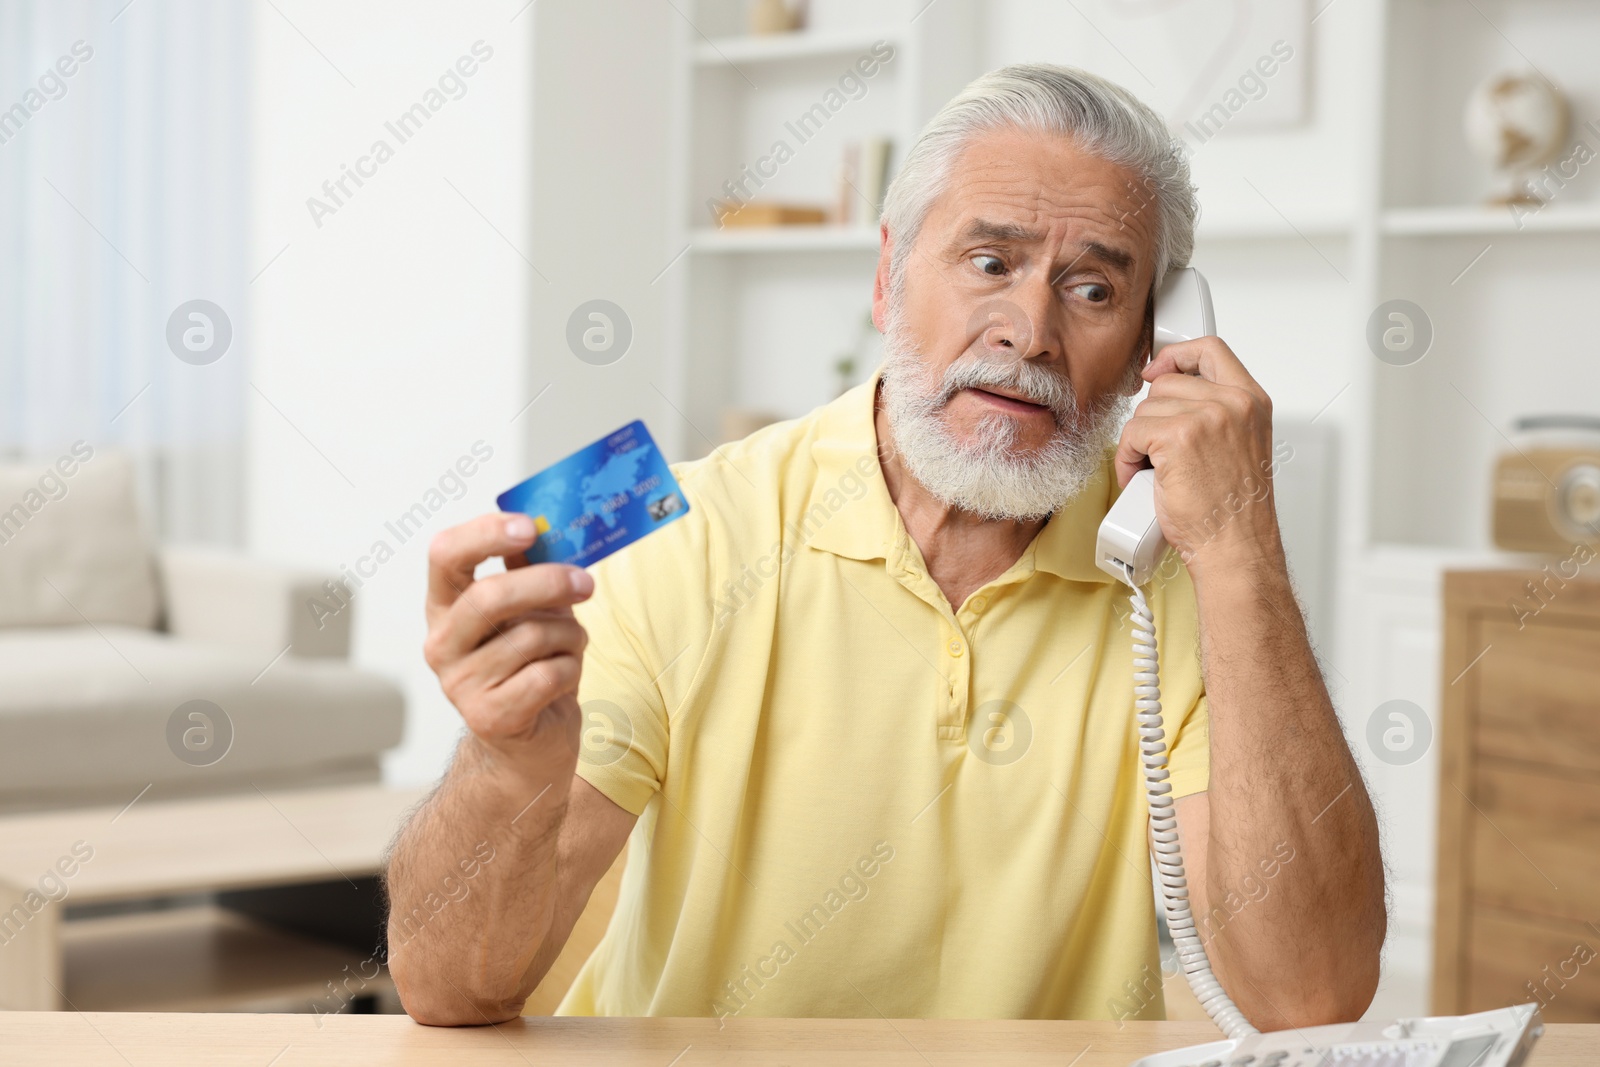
(387, 63, 1384, 1028)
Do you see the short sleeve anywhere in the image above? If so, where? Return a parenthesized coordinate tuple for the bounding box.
(1164, 689, 1211, 799)
(570, 579, 671, 816)
(1150, 550, 1210, 800)
(568, 464, 714, 816)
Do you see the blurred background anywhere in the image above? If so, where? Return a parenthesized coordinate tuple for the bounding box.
(2, 0, 1597, 1027)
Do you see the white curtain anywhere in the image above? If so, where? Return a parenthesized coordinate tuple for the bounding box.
(0, 0, 250, 544)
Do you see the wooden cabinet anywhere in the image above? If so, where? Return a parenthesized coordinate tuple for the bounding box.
(1434, 570, 1600, 1022)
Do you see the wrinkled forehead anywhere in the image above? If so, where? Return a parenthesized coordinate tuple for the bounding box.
(929, 128, 1161, 281)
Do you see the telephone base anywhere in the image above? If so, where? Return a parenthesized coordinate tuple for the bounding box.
(1127, 1004, 1541, 1067)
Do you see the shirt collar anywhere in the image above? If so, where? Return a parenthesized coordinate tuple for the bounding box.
(805, 370, 1120, 585)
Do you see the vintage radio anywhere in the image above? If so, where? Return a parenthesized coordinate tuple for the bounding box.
(1492, 415, 1600, 553)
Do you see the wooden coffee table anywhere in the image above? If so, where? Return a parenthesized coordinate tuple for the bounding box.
(0, 783, 424, 1013)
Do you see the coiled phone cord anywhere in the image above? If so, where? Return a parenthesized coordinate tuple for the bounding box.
(1122, 561, 1258, 1040)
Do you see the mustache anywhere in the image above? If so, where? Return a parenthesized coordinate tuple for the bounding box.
(939, 353, 1078, 428)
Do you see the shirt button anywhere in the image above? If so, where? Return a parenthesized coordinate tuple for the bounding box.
(947, 638, 964, 657)
(968, 595, 988, 614)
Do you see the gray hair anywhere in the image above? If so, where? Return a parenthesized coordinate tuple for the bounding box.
(881, 63, 1197, 296)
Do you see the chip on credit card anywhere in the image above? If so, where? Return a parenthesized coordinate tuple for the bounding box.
(496, 420, 689, 568)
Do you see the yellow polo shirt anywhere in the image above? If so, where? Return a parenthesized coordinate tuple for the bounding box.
(557, 376, 1210, 1021)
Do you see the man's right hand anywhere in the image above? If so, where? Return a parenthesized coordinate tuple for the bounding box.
(423, 513, 594, 772)
(393, 513, 633, 1025)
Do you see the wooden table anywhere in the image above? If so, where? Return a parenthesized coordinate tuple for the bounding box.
(0, 1014, 1592, 1065)
(0, 784, 424, 1012)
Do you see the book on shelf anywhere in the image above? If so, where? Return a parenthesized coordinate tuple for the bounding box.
(857, 136, 893, 224)
(714, 202, 829, 227)
(838, 136, 894, 225)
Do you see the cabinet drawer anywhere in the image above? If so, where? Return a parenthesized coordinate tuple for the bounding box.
(1476, 618, 1600, 774)
(1467, 906, 1600, 1022)
(1469, 764, 1600, 924)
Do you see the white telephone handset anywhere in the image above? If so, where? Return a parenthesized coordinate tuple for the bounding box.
(1095, 266, 1213, 586)
(1099, 269, 1543, 1066)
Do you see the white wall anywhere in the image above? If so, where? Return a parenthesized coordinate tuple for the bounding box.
(522, 0, 677, 469)
(248, 0, 533, 786)
(249, 0, 676, 787)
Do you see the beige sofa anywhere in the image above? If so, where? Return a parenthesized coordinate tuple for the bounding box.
(0, 449, 404, 813)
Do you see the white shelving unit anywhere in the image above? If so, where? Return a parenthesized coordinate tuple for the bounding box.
(660, 0, 983, 453)
(656, 0, 1600, 581)
(1361, 0, 1600, 554)
(1338, 0, 1600, 1017)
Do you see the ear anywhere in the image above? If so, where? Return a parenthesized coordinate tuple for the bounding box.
(1126, 283, 1155, 394)
(871, 223, 893, 333)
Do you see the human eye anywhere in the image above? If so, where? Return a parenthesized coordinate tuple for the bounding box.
(971, 253, 1008, 277)
(1069, 281, 1111, 303)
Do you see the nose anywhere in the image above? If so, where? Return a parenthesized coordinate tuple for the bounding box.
(970, 275, 1057, 362)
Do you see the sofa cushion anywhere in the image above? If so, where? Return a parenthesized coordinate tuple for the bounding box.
(0, 626, 405, 797)
(0, 449, 161, 629)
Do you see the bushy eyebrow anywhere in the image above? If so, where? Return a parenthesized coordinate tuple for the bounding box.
(1056, 240, 1134, 278)
(961, 218, 1040, 243)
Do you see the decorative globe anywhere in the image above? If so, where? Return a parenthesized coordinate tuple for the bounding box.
(1462, 71, 1569, 203)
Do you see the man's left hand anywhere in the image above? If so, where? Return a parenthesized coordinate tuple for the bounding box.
(1113, 336, 1286, 579)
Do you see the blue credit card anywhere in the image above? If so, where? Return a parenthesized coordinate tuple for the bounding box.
(496, 420, 689, 568)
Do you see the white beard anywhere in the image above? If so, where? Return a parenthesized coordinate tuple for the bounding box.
(878, 299, 1136, 522)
